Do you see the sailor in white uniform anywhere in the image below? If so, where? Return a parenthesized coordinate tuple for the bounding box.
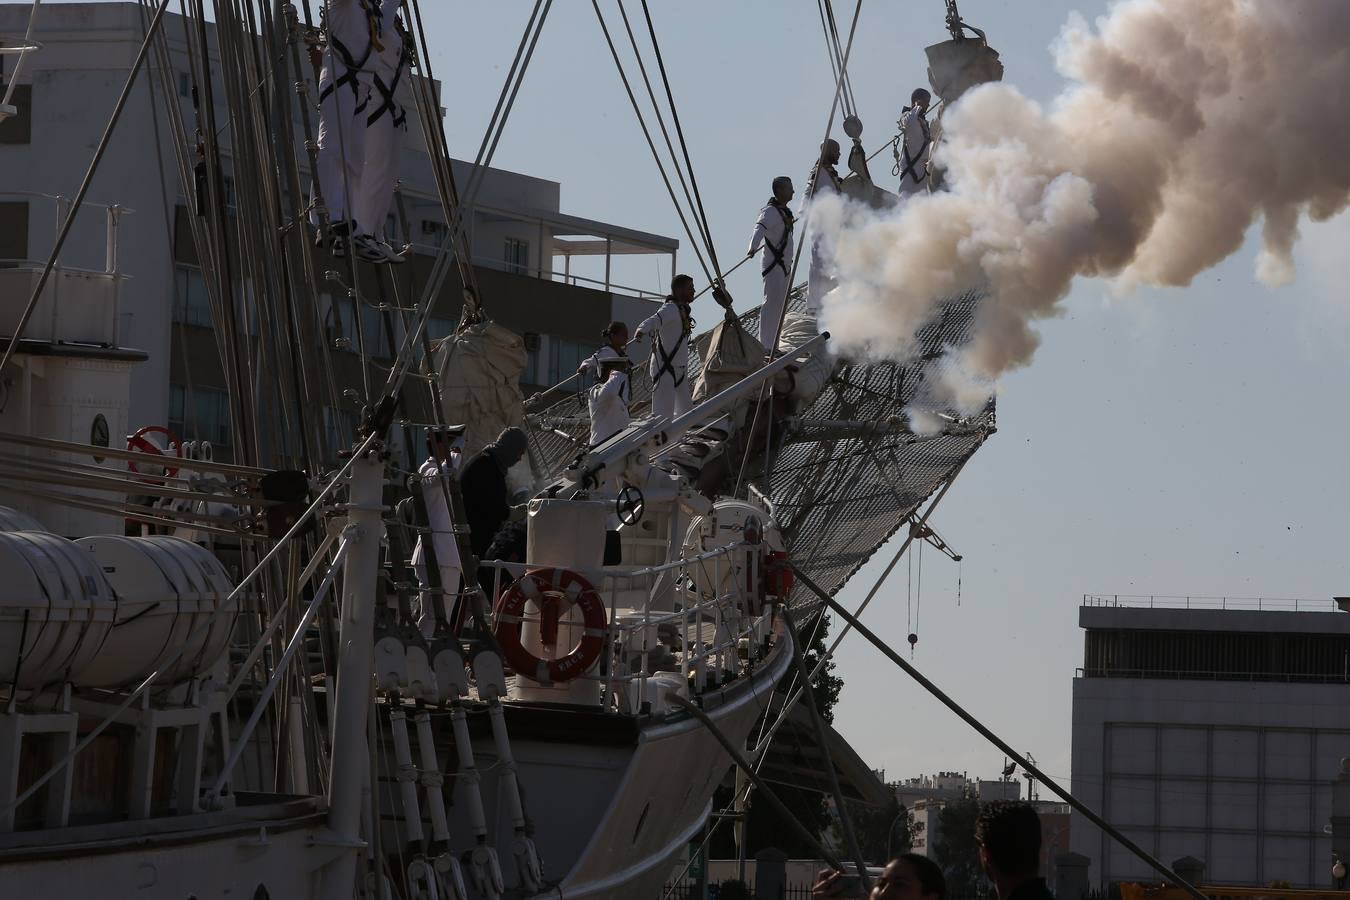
(586, 347, 631, 447)
(577, 320, 630, 382)
(896, 88, 933, 197)
(352, 2, 410, 264)
(806, 139, 842, 314)
(748, 176, 796, 352)
(410, 425, 465, 638)
(312, 0, 383, 256)
(635, 274, 695, 421)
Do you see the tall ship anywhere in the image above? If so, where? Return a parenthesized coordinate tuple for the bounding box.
(0, 1, 1024, 897)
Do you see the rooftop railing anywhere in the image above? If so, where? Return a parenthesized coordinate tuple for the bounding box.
(1081, 594, 1341, 613)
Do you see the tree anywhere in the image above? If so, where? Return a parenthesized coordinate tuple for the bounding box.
(843, 793, 915, 864)
(933, 796, 985, 896)
(707, 612, 844, 859)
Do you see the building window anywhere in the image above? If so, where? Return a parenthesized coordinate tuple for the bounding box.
(178, 70, 191, 98)
(173, 265, 213, 327)
(322, 406, 360, 453)
(0, 200, 27, 263)
(427, 317, 454, 342)
(546, 336, 590, 386)
(324, 297, 393, 357)
(0, 84, 32, 144)
(504, 237, 529, 275)
(168, 383, 232, 447)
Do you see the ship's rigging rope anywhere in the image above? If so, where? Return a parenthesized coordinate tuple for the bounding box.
(816, 0, 858, 119)
(633, 0, 727, 285)
(590, 0, 714, 283)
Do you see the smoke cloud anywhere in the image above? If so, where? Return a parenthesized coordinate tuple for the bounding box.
(817, 0, 1350, 390)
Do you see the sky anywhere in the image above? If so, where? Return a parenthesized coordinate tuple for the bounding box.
(51, 0, 1350, 792)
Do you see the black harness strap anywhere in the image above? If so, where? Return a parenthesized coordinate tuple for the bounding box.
(365, 53, 408, 129)
(653, 328, 687, 388)
(318, 32, 372, 104)
(762, 203, 794, 278)
(899, 112, 932, 185)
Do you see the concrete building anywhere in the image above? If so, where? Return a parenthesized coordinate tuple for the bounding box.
(0, 2, 674, 467)
(1070, 596, 1350, 889)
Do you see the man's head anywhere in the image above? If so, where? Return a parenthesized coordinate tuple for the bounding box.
(772, 175, 794, 204)
(603, 320, 629, 348)
(670, 273, 695, 304)
(491, 426, 528, 469)
(426, 426, 466, 461)
(911, 88, 932, 112)
(820, 138, 841, 166)
(975, 802, 1042, 882)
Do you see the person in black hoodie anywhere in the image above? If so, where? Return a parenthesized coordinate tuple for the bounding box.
(459, 426, 528, 560)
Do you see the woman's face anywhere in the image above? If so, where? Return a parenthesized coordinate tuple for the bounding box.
(871, 860, 937, 900)
(610, 327, 628, 348)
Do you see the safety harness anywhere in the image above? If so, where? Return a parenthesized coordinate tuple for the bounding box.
(761, 201, 795, 278)
(898, 107, 932, 185)
(652, 303, 690, 388)
(365, 54, 408, 128)
(317, 1, 382, 104)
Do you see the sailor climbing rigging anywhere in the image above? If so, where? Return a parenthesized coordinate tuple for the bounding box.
(352, 1, 411, 264)
(635, 274, 696, 420)
(806, 139, 843, 313)
(312, 0, 384, 258)
(748, 176, 796, 353)
(586, 347, 631, 447)
(896, 88, 933, 197)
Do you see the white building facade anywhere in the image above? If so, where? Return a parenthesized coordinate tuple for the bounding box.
(1070, 598, 1350, 889)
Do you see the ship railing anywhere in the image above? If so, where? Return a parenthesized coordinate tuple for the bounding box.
(0, 191, 133, 347)
(1081, 593, 1339, 612)
(476, 539, 773, 713)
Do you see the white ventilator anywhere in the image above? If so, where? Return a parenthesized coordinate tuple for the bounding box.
(637, 300, 692, 420)
(748, 199, 794, 351)
(354, 13, 407, 243)
(312, 0, 380, 230)
(411, 452, 463, 637)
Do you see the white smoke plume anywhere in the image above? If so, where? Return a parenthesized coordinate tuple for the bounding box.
(817, 0, 1350, 390)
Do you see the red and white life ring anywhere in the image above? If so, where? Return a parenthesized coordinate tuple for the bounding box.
(493, 567, 608, 685)
(127, 425, 184, 481)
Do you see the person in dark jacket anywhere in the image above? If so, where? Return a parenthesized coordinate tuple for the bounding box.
(459, 426, 528, 559)
(976, 801, 1055, 900)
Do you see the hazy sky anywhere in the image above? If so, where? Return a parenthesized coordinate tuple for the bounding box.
(411, 0, 1350, 790)
(52, 0, 1350, 792)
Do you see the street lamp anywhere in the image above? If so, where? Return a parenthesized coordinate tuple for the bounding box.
(886, 811, 909, 862)
(1332, 853, 1346, 890)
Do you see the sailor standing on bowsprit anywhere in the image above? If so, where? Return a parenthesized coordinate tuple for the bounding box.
(635, 274, 696, 421)
(806, 139, 843, 314)
(312, 0, 384, 258)
(351, 0, 412, 265)
(896, 87, 933, 197)
(748, 176, 795, 354)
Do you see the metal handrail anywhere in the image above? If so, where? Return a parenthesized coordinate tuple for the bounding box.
(474, 538, 768, 713)
(1082, 593, 1338, 612)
